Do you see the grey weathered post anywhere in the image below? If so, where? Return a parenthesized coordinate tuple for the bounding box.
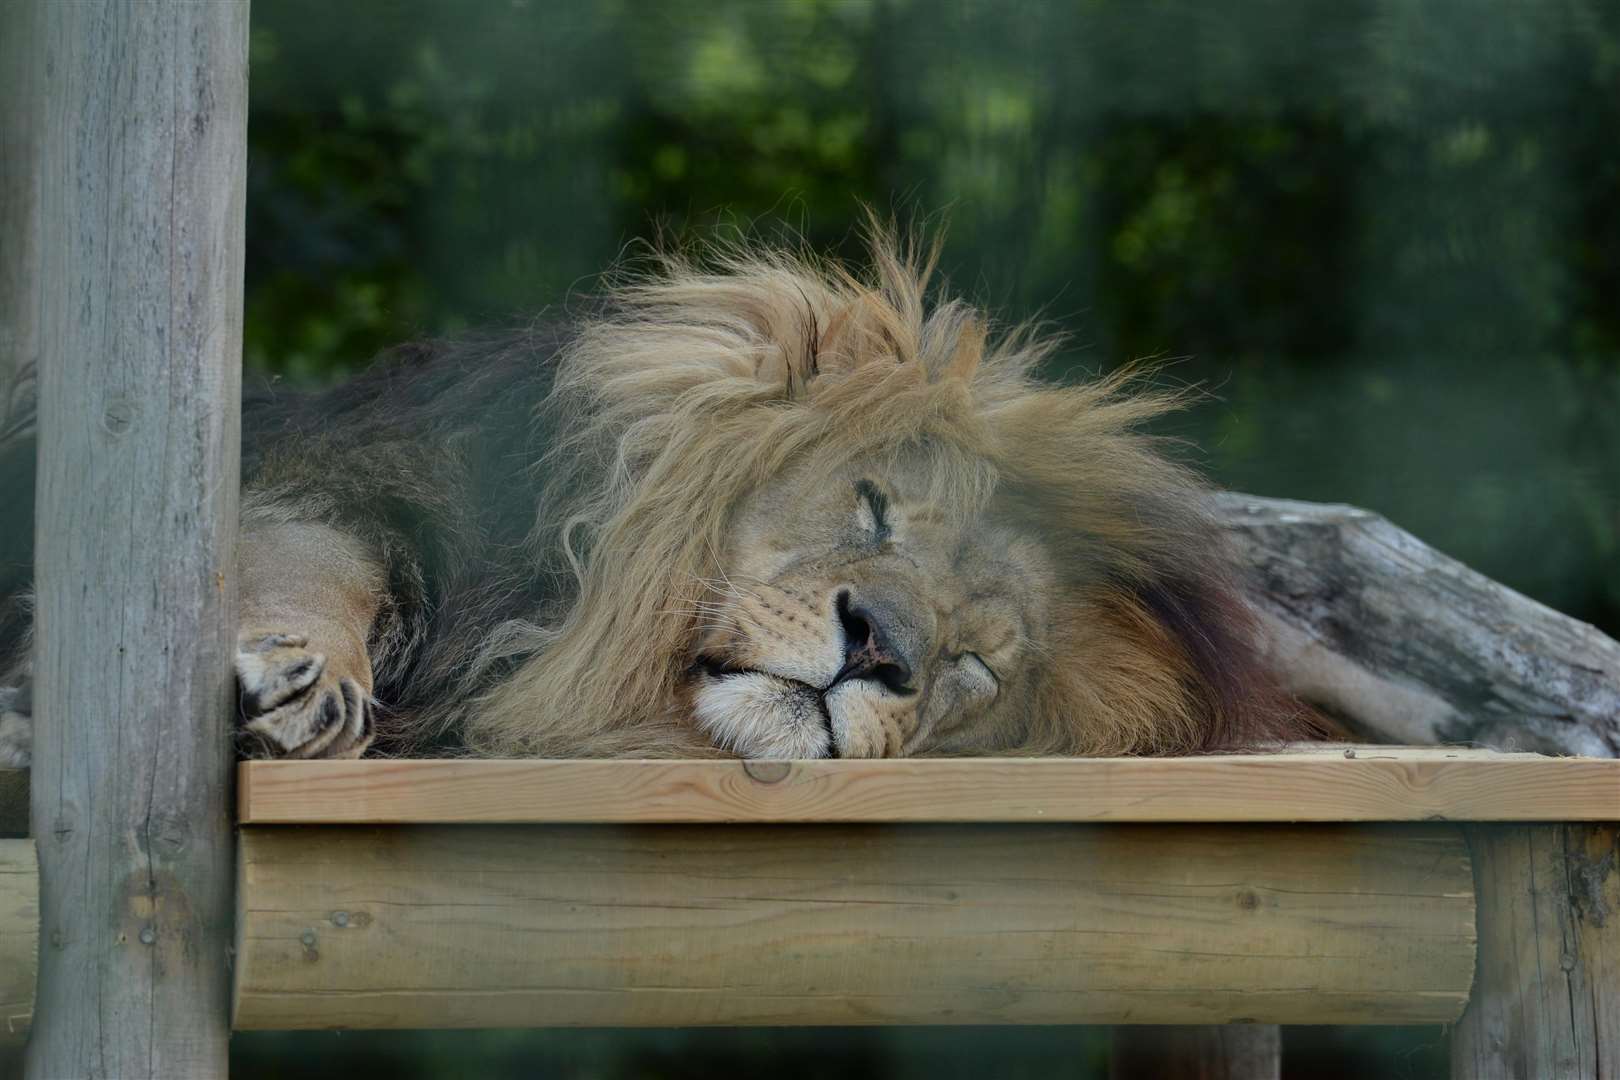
(26, 2, 249, 1077)
(1450, 824, 1619, 1079)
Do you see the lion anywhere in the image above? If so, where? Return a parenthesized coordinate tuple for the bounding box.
(0, 230, 1317, 765)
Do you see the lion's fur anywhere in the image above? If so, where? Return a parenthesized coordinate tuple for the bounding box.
(0, 228, 1314, 760)
(462, 228, 1309, 756)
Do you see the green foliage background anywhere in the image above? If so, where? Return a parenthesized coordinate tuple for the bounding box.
(231, 2, 1618, 1075)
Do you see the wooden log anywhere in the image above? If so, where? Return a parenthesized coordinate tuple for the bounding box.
(1450, 824, 1619, 1079)
(1212, 494, 1620, 758)
(236, 750, 1620, 825)
(26, 2, 248, 1077)
(232, 823, 1476, 1030)
(1110, 1023, 1280, 1080)
(0, 839, 37, 1044)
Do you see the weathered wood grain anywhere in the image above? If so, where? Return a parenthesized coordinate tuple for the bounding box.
(27, 2, 248, 1077)
(1450, 824, 1619, 1079)
(0, 840, 37, 1044)
(237, 749, 1620, 824)
(1110, 1023, 1280, 1080)
(233, 823, 1475, 1030)
(1213, 494, 1620, 758)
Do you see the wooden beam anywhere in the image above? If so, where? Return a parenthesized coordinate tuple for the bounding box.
(238, 749, 1620, 825)
(232, 823, 1476, 1030)
(1450, 824, 1619, 1078)
(27, 2, 248, 1077)
(0, 839, 37, 1044)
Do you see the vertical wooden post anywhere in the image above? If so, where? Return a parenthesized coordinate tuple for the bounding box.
(26, 2, 249, 1078)
(1451, 825, 1619, 1080)
(1110, 1024, 1281, 1080)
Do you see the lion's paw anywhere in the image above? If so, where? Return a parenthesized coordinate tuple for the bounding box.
(237, 630, 374, 759)
(0, 684, 30, 769)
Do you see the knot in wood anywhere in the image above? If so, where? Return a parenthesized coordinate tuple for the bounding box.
(742, 761, 793, 784)
(100, 397, 137, 437)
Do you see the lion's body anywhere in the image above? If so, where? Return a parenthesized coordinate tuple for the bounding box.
(0, 233, 1318, 765)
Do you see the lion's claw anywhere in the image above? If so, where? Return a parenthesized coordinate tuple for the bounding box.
(236, 630, 373, 759)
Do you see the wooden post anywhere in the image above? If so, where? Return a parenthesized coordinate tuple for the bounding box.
(26, 2, 248, 1077)
(1451, 825, 1620, 1079)
(1110, 1024, 1280, 1080)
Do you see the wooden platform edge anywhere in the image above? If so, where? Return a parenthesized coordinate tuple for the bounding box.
(238, 749, 1620, 825)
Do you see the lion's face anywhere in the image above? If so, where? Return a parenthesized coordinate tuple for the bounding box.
(685, 447, 1055, 758)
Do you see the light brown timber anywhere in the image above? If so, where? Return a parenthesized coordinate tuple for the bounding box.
(0, 840, 37, 1044)
(26, 2, 249, 1077)
(232, 822, 1476, 1030)
(237, 749, 1620, 825)
(1450, 824, 1619, 1079)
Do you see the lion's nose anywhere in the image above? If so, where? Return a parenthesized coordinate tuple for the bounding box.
(833, 590, 916, 694)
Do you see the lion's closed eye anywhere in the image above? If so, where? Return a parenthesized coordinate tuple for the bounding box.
(962, 652, 998, 687)
(853, 479, 892, 542)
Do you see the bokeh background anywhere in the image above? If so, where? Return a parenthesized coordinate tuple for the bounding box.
(230, 0, 1616, 1076)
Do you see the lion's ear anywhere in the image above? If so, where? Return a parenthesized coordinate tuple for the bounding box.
(816, 293, 910, 376)
(937, 315, 985, 382)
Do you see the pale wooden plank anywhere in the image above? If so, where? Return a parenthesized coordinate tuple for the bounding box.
(0, 839, 36, 1044)
(232, 823, 1475, 1030)
(238, 750, 1620, 825)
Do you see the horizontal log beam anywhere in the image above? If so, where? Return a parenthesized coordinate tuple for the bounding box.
(0, 839, 37, 1043)
(237, 749, 1620, 825)
(232, 823, 1476, 1030)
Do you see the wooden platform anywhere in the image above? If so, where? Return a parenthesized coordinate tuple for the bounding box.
(224, 747, 1617, 1032)
(238, 747, 1620, 824)
(8, 749, 1619, 1040)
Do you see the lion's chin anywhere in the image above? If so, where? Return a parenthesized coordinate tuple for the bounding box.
(691, 670, 833, 759)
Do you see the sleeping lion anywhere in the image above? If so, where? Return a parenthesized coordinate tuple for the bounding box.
(0, 233, 1316, 764)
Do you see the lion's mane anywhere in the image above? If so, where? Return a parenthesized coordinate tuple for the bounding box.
(462, 230, 1306, 757)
